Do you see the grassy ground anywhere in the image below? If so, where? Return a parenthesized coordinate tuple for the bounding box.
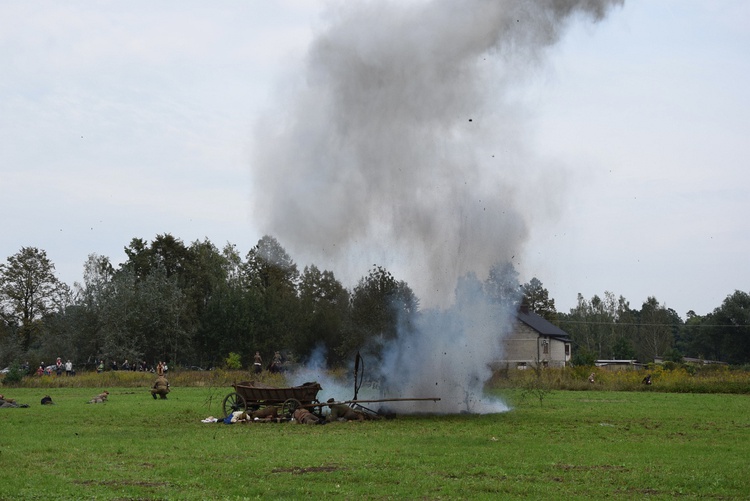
(1, 384, 748, 500)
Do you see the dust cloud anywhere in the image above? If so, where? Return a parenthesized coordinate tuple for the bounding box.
(254, 0, 623, 413)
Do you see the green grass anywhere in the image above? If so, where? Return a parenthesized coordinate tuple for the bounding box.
(1, 386, 748, 500)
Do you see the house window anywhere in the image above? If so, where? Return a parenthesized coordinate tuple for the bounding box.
(517, 362, 527, 370)
(565, 344, 570, 356)
(542, 339, 549, 355)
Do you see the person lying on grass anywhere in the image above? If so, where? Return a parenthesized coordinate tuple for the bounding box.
(87, 391, 109, 404)
(0, 394, 29, 408)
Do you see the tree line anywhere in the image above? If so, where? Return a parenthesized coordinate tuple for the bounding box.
(556, 291, 750, 366)
(0, 235, 419, 371)
(1, 234, 749, 371)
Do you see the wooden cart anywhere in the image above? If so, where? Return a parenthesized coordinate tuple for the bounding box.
(222, 381, 323, 417)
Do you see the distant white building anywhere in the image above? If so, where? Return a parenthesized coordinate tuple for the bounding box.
(499, 306, 572, 369)
(595, 359, 643, 371)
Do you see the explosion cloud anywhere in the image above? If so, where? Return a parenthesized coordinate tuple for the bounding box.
(252, 0, 623, 413)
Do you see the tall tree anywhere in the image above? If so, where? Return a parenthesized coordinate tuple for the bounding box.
(191, 242, 255, 368)
(484, 261, 521, 308)
(98, 267, 191, 366)
(0, 247, 69, 350)
(349, 265, 418, 360)
(708, 290, 750, 364)
(242, 236, 300, 358)
(65, 254, 117, 366)
(521, 277, 557, 323)
(297, 265, 350, 366)
(635, 297, 678, 362)
(562, 291, 619, 359)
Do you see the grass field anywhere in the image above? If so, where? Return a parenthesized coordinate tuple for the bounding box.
(1, 383, 748, 500)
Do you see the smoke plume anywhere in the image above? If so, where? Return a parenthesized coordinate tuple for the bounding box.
(253, 0, 622, 412)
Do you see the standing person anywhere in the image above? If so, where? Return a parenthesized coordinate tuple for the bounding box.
(270, 351, 283, 373)
(253, 352, 263, 375)
(65, 359, 73, 376)
(97, 360, 104, 373)
(156, 361, 164, 376)
(55, 357, 63, 376)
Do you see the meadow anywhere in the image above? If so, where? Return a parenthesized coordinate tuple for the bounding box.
(1, 371, 749, 500)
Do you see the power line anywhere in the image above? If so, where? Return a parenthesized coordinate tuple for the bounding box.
(558, 320, 748, 329)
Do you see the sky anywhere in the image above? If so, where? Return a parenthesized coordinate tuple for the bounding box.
(1, 0, 748, 320)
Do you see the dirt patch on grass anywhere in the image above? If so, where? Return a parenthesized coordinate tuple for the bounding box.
(272, 465, 341, 474)
(576, 399, 628, 403)
(556, 464, 630, 472)
(74, 479, 169, 487)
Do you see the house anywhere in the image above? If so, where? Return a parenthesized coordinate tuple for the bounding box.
(498, 306, 572, 369)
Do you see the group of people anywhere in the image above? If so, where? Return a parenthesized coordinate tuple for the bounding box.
(1, 393, 54, 407)
(2, 379, 171, 407)
(214, 399, 376, 425)
(96, 359, 157, 373)
(34, 357, 74, 377)
(252, 351, 284, 374)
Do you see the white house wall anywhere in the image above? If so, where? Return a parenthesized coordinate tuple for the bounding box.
(499, 322, 570, 368)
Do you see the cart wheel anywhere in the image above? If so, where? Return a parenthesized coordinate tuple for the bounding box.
(282, 398, 301, 416)
(222, 392, 247, 416)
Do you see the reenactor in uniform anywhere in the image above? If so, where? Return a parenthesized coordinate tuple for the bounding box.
(326, 398, 369, 422)
(269, 351, 283, 373)
(88, 391, 109, 403)
(151, 375, 170, 399)
(251, 406, 278, 421)
(292, 407, 323, 425)
(0, 394, 19, 408)
(253, 352, 263, 374)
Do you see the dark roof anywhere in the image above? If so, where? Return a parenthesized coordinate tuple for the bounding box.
(517, 310, 571, 341)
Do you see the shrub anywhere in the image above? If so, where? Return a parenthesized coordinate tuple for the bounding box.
(1, 361, 24, 386)
(224, 352, 242, 370)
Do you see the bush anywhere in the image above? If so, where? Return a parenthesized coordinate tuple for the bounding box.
(224, 352, 242, 370)
(1, 362, 24, 386)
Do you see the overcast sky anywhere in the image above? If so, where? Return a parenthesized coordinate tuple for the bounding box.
(1, 0, 748, 319)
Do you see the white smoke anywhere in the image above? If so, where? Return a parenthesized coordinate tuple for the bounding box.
(253, 0, 623, 413)
(375, 272, 517, 413)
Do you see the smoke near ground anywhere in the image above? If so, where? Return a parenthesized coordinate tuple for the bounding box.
(254, 0, 623, 413)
